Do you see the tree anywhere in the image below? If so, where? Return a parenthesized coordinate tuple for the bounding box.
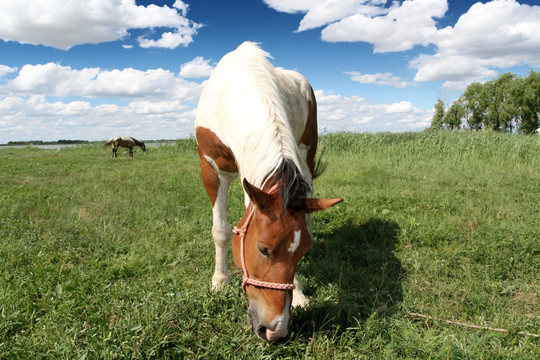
(516, 70, 540, 134)
(483, 73, 516, 132)
(444, 99, 465, 130)
(430, 98, 445, 130)
(429, 70, 540, 134)
(462, 82, 486, 130)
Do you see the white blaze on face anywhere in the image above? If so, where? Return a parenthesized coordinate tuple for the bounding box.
(288, 230, 301, 254)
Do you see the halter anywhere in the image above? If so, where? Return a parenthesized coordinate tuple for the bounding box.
(233, 184, 296, 292)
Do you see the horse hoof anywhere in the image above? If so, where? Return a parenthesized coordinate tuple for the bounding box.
(211, 275, 229, 290)
(292, 293, 309, 308)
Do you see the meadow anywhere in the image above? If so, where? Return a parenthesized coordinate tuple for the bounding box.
(0, 131, 539, 359)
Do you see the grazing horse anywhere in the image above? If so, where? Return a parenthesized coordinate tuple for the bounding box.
(103, 136, 146, 157)
(195, 42, 342, 342)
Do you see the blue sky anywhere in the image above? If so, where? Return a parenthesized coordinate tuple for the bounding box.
(0, 0, 539, 143)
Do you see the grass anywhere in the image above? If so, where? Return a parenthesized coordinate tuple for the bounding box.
(1, 132, 539, 359)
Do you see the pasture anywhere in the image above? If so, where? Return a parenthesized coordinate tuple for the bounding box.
(1, 132, 539, 359)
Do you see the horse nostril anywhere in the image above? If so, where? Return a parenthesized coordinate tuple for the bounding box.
(257, 326, 268, 341)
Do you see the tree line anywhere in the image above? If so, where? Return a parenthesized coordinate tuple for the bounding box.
(5, 139, 89, 146)
(430, 70, 540, 134)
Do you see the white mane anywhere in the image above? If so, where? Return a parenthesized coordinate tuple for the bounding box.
(230, 42, 306, 189)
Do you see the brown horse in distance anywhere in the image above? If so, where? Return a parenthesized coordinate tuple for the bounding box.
(103, 136, 146, 157)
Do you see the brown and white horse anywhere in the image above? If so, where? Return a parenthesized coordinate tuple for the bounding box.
(103, 136, 146, 157)
(195, 42, 342, 342)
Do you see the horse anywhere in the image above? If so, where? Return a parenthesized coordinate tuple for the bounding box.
(103, 136, 146, 157)
(195, 42, 342, 342)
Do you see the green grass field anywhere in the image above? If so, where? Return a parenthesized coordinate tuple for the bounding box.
(1, 132, 539, 359)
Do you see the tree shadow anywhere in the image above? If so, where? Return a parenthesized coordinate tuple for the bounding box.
(291, 217, 405, 337)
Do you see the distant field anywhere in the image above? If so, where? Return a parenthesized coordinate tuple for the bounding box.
(1, 132, 539, 358)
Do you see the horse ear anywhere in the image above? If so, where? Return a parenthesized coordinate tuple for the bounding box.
(243, 179, 274, 209)
(304, 197, 343, 213)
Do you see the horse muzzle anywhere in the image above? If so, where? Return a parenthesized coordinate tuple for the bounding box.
(247, 302, 290, 342)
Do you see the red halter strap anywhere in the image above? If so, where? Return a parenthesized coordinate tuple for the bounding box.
(233, 183, 296, 292)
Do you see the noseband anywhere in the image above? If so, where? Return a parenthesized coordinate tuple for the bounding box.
(233, 184, 296, 292)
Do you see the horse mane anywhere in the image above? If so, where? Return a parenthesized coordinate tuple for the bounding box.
(265, 158, 312, 212)
(235, 43, 311, 210)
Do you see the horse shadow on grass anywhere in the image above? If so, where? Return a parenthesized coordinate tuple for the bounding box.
(291, 217, 405, 338)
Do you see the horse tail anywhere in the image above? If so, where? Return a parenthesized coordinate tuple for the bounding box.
(312, 149, 327, 180)
(103, 136, 119, 148)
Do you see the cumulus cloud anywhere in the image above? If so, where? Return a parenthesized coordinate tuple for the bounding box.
(0, 0, 202, 50)
(412, 0, 540, 88)
(0, 61, 207, 142)
(321, 0, 446, 52)
(8, 64, 100, 97)
(137, 28, 200, 50)
(346, 71, 416, 88)
(267, 0, 540, 88)
(179, 57, 215, 78)
(5, 63, 204, 101)
(314, 90, 431, 133)
(263, 0, 327, 14)
(0, 65, 17, 79)
(265, 0, 446, 52)
(0, 94, 197, 142)
(0, 59, 432, 142)
(410, 54, 499, 90)
(297, 0, 388, 32)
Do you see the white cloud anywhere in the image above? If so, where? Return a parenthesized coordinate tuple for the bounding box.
(386, 101, 414, 114)
(0, 63, 433, 143)
(263, 0, 327, 14)
(314, 90, 431, 133)
(89, 68, 177, 98)
(137, 27, 201, 49)
(297, 0, 368, 32)
(299, 0, 393, 33)
(321, 0, 446, 52)
(266, 0, 446, 52)
(0, 65, 18, 79)
(411, 54, 498, 90)
(0, 62, 206, 142)
(179, 57, 215, 78)
(346, 71, 416, 88)
(0, 95, 197, 142)
(8, 63, 100, 97)
(5, 63, 204, 100)
(128, 99, 186, 115)
(412, 0, 540, 88)
(268, 0, 540, 88)
(0, 0, 202, 50)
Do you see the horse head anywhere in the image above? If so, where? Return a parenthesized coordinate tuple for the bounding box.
(232, 179, 342, 342)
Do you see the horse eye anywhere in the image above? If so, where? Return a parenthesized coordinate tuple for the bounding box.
(258, 244, 270, 258)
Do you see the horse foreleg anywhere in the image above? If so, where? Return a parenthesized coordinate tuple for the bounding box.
(112, 147, 117, 158)
(292, 275, 309, 308)
(292, 213, 312, 308)
(129, 147, 134, 157)
(199, 153, 237, 289)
